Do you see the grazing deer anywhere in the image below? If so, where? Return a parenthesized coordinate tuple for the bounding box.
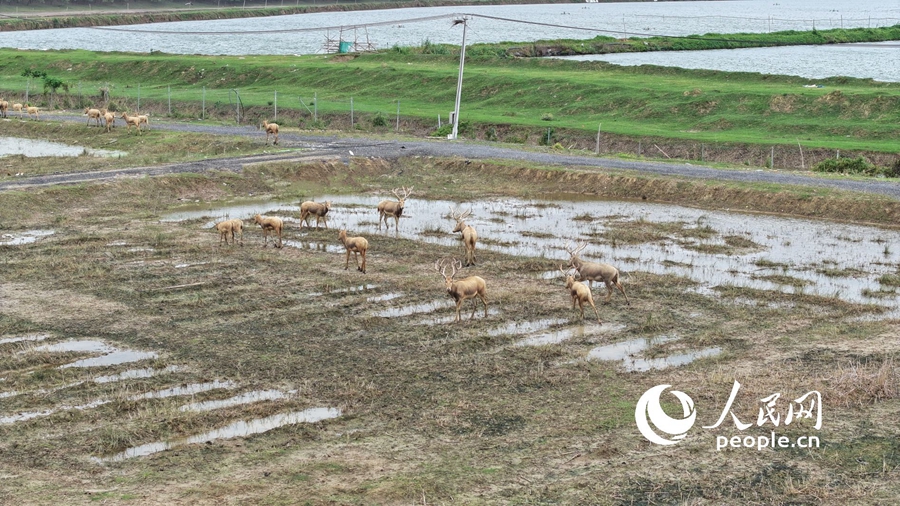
(435, 258, 488, 323)
(299, 200, 331, 229)
(214, 218, 244, 246)
(450, 206, 477, 266)
(253, 214, 283, 248)
(338, 229, 368, 273)
(262, 120, 279, 145)
(377, 186, 413, 232)
(0, 99, 7, 118)
(26, 105, 39, 120)
(559, 265, 602, 324)
(565, 242, 628, 304)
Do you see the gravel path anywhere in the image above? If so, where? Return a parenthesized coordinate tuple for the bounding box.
(3, 115, 899, 199)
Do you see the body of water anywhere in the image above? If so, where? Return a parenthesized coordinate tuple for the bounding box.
(0, 0, 897, 57)
(553, 40, 900, 82)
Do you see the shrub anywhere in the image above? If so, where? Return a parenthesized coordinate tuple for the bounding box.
(541, 113, 554, 121)
(813, 156, 877, 175)
(371, 112, 388, 128)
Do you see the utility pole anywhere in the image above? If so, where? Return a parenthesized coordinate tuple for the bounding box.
(449, 17, 469, 140)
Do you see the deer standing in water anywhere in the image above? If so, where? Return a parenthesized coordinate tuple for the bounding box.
(449, 206, 478, 266)
(377, 186, 413, 232)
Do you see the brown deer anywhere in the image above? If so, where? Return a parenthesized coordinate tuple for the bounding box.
(262, 120, 279, 145)
(338, 229, 368, 273)
(214, 218, 244, 246)
(565, 242, 628, 304)
(450, 206, 477, 266)
(299, 201, 331, 229)
(377, 186, 413, 232)
(121, 112, 143, 135)
(559, 265, 602, 324)
(435, 258, 488, 323)
(84, 107, 102, 127)
(253, 214, 283, 248)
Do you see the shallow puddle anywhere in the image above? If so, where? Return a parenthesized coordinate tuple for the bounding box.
(367, 292, 404, 303)
(62, 350, 159, 368)
(0, 399, 111, 425)
(487, 318, 570, 337)
(0, 137, 126, 158)
(179, 389, 288, 412)
(513, 322, 626, 347)
(93, 366, 182, 384)
(586, 335, 721, 371)
(159, 198, 296, 224)
(29, 339, 158, 369)
(131, 380, 236, 400)
(414, 307, 501, 325)
(0, 333, 49, 345)
(283, 240, 345, 254)
(166, 194, 900, 308)
(371, 299, 453, 318)
(97, 407, 342, 462)
(0, 230, 54, 246)
(309, 284, 378, 297)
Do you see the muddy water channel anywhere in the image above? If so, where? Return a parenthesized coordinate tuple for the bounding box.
(164, 195, 900, 311)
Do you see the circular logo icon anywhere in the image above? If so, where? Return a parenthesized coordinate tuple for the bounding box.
(635, 384, 696, 445)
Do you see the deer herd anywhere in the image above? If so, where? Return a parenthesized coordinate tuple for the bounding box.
(215, 186, 628, 324)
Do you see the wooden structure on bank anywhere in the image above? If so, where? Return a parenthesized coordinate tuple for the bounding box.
(321, 27, 377, 54)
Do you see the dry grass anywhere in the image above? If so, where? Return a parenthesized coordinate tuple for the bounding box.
(0, 156, 899, 504)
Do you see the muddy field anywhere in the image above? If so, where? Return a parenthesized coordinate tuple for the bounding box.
(1, 156, 899, 504)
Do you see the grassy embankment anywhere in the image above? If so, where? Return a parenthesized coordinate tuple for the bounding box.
(1, 40, 898, 169)
(1, 149, 899, 504)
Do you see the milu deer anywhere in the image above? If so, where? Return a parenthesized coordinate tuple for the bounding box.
(262, 120, 279, 145)
(299, 200, 331, 229)
(435, 258, 488, 323)
(559, 265, 602, 324)
(253, 214, 283, 248)
(338, 229, 368, 273)
(377, 186, 413, 232)
(565, 242, 629, 304)
(450, 206, 478, 266)
(214, 218, 244, 246)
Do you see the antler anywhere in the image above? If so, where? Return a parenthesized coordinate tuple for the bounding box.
(448, 206, 472, 221)
(435, 257, 458, 279)
(558, 264, 570, 277)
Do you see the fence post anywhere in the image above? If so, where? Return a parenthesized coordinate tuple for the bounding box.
(595, 123, 601, 155)
(770, 146, 775, 168)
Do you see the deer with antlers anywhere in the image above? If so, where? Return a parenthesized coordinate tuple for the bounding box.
(559, 265, 602, 324)
(299, 200, 331, 229)
(449, 206, 478, 266)
(564, 242, 629, 304)
(338, 229, 368, 273)
(435, 258, 488, 323)
(377, 186, 413, 232)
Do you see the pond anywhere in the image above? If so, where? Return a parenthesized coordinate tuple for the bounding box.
(0, 137, 126, 158)
(0, 0, 897, 80)
(162, 193, 900, 313)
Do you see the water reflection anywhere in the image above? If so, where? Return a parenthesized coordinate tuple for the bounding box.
(165, 194, 900, 311)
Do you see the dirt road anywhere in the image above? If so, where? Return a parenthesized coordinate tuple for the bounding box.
(3, 115, 899, 199)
